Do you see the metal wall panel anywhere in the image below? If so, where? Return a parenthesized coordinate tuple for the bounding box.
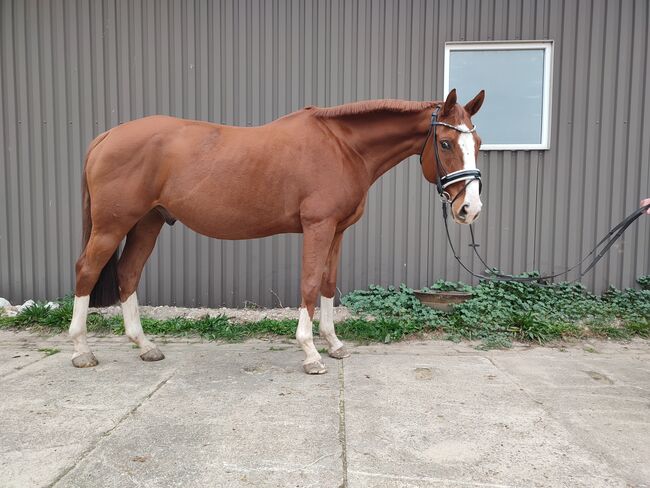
(1, 0, 648, 308)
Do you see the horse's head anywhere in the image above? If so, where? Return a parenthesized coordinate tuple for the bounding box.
(421, 89, 485, 224)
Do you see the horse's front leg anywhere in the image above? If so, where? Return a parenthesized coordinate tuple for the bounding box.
(298, 220, 337, 374)
(319, 232, 349, 359)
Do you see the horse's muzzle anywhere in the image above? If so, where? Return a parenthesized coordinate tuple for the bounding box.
(454, 200, 482, 224)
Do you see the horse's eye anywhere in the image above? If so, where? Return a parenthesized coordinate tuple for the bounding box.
(440, 140, 451, 150)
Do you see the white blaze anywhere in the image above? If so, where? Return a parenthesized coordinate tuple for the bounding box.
(457, 124, 482, 221)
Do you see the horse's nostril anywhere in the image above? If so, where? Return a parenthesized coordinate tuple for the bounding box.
(459, 204, 470, 217)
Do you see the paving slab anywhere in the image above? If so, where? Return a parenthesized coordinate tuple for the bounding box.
(488, 345, 650, 487)
(0, 331, 648, 488)
(0, 335, 176, 488)
(55, 342, 343, 488)
(343, 348, 622, 487)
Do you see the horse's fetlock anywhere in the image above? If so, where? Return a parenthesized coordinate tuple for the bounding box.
(126, 331, 143, 343)
(296, 329, 311, 345)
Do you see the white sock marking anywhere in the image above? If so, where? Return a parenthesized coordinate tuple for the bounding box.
(296, 307, 321, 364)
(319, 296, 344, 352)
(69, 295, 91, 359)
(121, 292, 156, 353)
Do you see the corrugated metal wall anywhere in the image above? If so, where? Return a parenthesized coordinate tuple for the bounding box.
(1, 0, 648, 308)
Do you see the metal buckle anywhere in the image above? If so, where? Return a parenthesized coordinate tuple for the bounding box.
(439, 191, 451, 204)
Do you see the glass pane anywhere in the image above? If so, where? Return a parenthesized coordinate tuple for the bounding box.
(449, 49, 546, 145)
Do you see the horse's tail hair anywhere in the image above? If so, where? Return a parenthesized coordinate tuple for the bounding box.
(80, 131, 120, 308)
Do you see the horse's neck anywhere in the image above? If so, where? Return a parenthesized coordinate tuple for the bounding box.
(329, 110, 431, 184)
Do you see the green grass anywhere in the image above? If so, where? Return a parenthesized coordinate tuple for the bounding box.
(38, 347, 60, 356)
(1, 276, 649, 349)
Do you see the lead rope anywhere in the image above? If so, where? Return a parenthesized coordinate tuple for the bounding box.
(441, 201, 650, 283)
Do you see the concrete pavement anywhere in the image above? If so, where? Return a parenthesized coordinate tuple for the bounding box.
(1, 330, 649, 487)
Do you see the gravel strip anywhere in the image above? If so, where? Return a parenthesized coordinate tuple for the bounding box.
(94, 305, 354, 323)
(1, 299, 356, 323)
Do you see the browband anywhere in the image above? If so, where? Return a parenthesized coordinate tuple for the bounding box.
(434, 121, 477, 133)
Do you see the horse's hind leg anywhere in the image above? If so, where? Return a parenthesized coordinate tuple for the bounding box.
(319, 232, 350, 359)
(117, 210, 165, 361)
(70, 232, 124, 367)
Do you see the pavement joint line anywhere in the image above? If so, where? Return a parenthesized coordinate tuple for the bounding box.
(485, 356, 544, 405)
(0, 354, 52, 380)
(337, 359, 349, 488)
(47, 370, 176, 488)
(348, 470, 520, 488)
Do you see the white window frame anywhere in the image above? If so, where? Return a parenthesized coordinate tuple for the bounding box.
(444, 40, 554, 151)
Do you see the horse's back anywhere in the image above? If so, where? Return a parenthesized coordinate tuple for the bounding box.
(83, 111, 365, 239)
(85, 115, 224, 179)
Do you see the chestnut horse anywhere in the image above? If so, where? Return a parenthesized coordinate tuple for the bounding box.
(69, 88, 485, 374)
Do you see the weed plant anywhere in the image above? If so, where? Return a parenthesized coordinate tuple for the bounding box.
(342, 277, 650, 347)
(1, 276, 648, 349)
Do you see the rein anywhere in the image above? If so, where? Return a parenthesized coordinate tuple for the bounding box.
(420, 108, 650, 284)
(443, 202, 650, 283)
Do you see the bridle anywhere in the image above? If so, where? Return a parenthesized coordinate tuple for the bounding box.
(420, 107, 650, 284)
(419, 107, 482, 205)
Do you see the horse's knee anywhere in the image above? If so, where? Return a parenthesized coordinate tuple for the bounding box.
(301, 280, 321, 313)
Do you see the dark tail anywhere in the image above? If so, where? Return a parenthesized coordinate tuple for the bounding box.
(80, 131, 120, 307)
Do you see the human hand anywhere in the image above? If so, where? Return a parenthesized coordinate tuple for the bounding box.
(642, 198, 650, 214)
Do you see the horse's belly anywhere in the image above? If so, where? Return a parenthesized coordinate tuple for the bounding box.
(166, 202, 302, 240)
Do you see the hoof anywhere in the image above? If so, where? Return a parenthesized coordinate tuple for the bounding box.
(72, 352, 98, 368)
(140, 347, 165, 362)
(303, 360, 327, 375)
(328, 346, 350, 359)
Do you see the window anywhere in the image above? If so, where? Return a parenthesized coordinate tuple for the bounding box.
(444, 41, 553, 150)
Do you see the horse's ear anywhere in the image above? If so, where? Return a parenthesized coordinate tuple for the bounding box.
(441, 89, 457, 116)
(464, 90, 485, 116)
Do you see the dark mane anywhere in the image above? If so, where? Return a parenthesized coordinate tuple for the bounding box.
(309, 99, 437, 118)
